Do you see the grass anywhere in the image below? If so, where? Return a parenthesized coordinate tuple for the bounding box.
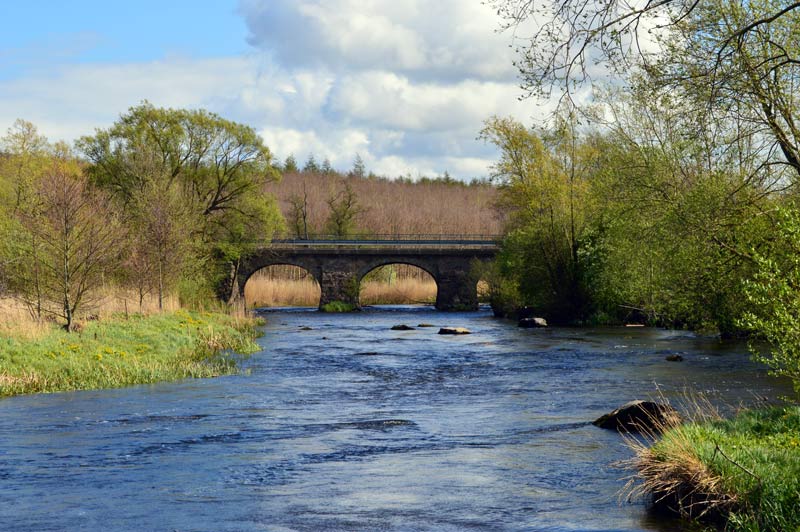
(0, 309, 263, 397)
(625, 403, 800, 531)
(320, 301, 358, 312)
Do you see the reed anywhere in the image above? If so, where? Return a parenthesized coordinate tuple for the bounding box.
(244, 264, 440, 307)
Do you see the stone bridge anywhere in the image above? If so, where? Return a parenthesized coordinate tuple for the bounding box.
(224, 236, 500, 311)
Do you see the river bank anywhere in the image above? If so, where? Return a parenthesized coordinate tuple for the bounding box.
(627, 404, 800, 531)
(0, 310, 262, 396)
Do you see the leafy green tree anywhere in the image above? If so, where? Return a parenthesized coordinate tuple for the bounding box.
(481, 113, 597, 322)
(741, 206, 800, 394)
(303, 154, 319, 173)
(350, 154, 366, 178)
(77, 102, 284, 303)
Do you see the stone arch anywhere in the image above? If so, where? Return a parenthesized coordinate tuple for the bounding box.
(357, 260, 439, 306)
(241, 262, 322, 308)
(356, 258, 439, 285)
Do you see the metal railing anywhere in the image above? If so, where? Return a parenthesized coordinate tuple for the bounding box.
(271, 233, 503, 245)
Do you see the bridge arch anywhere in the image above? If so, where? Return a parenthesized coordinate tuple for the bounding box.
(243, 263, 321, 308)
(357, 262, 438, 306)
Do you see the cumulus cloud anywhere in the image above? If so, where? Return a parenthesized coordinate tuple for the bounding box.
(0, 1, 548, 179)
(239, 0, 518, 82)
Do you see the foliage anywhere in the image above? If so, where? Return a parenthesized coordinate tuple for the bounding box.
(320, 301, 358, 312)
(76, 102, 284, 302)
(480, 112, 597, 322)
(741, 206, 800, 394)
(0, 310, 262, 396)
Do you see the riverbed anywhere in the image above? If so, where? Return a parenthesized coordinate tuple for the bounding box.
(0, 306, 791, 531)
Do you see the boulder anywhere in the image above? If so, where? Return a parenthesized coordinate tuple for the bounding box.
(518, 317, 548, 328)
(438, 327, 471, 335)
(665, 354, 684, 362)
(391, 324, 415, 331)
(593, 400, 681, 432)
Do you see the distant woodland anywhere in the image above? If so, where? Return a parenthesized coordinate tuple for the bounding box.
(266, 162, 502, 238)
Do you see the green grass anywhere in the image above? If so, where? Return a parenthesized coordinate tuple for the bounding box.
(0, 310, 264, 396)
(640, 406, 800, 531)
(320, 300, 358, 312)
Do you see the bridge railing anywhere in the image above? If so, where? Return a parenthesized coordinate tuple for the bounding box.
(270, 233, 503, 245)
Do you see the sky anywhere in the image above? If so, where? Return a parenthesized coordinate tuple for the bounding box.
(0, 0, 543, 179)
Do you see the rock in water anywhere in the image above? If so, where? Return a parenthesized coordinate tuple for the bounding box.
(438, 327, 471, 335)
(391, 324, 415, 331)
(665, 354, 684, 362)
(417, 323, 435, 328)
(593, 400, 681, 432)
(518, 317, 548, 328)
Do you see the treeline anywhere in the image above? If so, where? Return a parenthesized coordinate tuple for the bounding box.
(266, 169, 501, 237)
(0, 103, 283, 329)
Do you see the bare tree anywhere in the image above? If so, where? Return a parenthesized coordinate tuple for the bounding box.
(18, 165, 125, 330)
(287, 182, 311, 239)
(491, 1, 800, 177)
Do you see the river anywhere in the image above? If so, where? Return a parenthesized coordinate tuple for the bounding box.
(0, 306, 792, 531)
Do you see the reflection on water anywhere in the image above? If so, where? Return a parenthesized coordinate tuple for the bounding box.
(0, 305, 791, 531)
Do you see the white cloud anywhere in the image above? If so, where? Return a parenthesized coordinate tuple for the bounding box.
(239, 0, 519, 82)
(0, 2, 553, 180)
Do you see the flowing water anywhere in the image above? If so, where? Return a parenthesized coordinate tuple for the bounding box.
(0, 306, 792, 531)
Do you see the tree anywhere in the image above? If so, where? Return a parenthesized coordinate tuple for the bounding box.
(321, 157, 335, 175)
(325, 180, 364, 238)
(77, 102, 284, 302)
(492, 0, 800, 177)
(350, 154, 366, 178)
(0, 119, 50, 214)
(287, 182, 311, 239)
(303, 154, 319, 173)
(9, 163, 124, 330)
(283, 154, 299, 173)
(480, 112, 598, 322)
(741, 206, 800, 394)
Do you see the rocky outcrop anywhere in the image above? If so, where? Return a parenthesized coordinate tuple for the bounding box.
(593, 400, 681, 432)
(518, 317, 548, 328)
(438, 327, 471, 335)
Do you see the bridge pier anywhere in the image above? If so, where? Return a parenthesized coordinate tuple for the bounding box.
(435, 269, 479, 311)
(319, 268, 360, 310)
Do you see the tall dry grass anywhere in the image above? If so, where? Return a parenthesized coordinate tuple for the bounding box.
(244, 264, 442, 307)
(360, 277, 437, 305)
(0, 289, 181, 340)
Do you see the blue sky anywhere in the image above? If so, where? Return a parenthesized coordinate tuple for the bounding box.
(0, 1, 544, 179)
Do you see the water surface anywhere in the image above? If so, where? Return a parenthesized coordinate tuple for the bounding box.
(0, 306, 791, 531)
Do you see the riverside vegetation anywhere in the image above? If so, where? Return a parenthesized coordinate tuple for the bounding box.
(0, 305, 262, 396)
(486, 1, 800, 529)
